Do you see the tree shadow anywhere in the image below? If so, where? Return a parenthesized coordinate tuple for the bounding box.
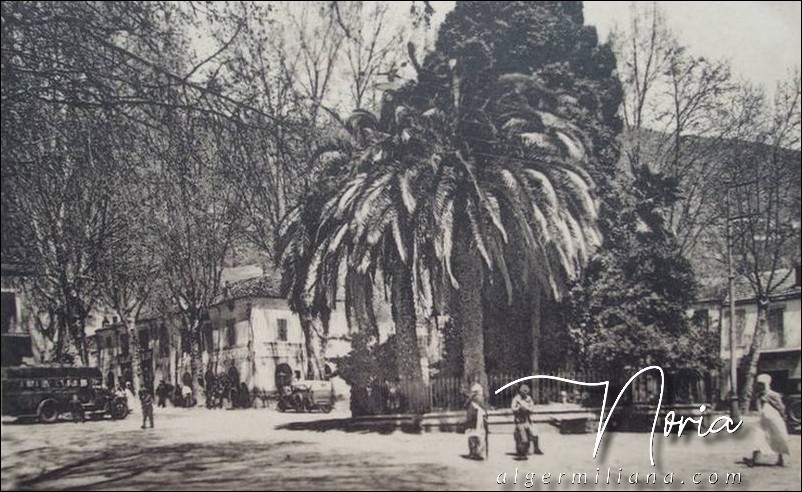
(276, 418, 421, 435)
(10, 439, 453, 490)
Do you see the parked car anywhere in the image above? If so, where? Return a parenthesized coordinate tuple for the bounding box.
(274, 366, 334, 413)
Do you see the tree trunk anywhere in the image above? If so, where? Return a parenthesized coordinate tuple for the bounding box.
(301, 312, 328, 380)
(530, 282, 542, 374)
(346, 269, 379, 339)
(453, 239, 487, 392)
(189, 319, 203, 402)
(391, 264, 423, 382)
(121, 315, 142, 393)
(740, 298, 769, 413)
(530, 282, 542, 403)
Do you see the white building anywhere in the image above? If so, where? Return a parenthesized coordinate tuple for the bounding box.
(92, 269, 352, 398)
(691, 267, 801, 400)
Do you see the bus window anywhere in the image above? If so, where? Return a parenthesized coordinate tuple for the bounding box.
(80, 379, 88, 387)
(25, 380, 36, 388)
(41, 380, 50, 389)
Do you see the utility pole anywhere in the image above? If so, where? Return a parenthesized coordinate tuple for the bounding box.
(725, 177, 758, 421)
(725, 187, 739, 421)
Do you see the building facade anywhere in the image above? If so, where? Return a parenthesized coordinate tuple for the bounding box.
(691, 269, 801, 402)
(92, 273, 351, 398)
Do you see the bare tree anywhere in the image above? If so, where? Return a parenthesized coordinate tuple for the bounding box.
(144, 110, 243, 398)
(612, 2, 749, 270)
(729, 74, 801, 411)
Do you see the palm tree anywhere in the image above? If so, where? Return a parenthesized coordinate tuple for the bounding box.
(277, 134, 356, 380)
(393, 57, 605, 389)
(279, 105, 432, 383)
(302, 104, 435, 383)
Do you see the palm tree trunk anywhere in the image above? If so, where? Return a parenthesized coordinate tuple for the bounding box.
(391, 264, 423, 382)
(346, 270, 379, 339)
(453, 239, 487, 392)
(530, 282, 542, 403)
(530, 282, 542, 374)
(301, 311, 329, 380)
(740, 298, 769, 413)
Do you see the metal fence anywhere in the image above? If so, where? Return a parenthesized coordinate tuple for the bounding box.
(351, 369, 720, 416)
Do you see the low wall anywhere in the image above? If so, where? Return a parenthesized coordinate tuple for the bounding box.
(310, 403, 728, 435)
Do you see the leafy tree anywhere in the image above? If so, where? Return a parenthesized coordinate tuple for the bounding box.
(563, 164, 718, 376)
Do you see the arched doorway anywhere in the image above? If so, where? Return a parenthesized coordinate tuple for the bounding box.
(275, 363, 293, 390)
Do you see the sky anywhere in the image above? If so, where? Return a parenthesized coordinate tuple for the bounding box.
(422, 1, 801, 92)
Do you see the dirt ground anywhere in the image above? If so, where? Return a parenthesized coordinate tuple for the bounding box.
(1, 406, 799, 490)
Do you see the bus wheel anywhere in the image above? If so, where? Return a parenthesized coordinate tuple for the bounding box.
(37, 399, 60, 423)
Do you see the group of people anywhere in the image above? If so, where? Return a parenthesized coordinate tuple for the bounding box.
(465, 373, 791, 467)
(464, 382, 543, 461)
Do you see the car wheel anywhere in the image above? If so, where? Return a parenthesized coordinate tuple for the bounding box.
(111, 401, 128, 420)
(787, 399, 801, 425)
(37, 399, 60, 423)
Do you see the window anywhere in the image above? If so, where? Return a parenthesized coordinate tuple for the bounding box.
(722, 309, 748, 349)
(203, 324, 214, 352)
(277, 318, 288, 342)
(139, 328, 150, 351)
(226, 320, 236, 348)
(692, 309, 710, 330)
(120, 332, 130, 356)
(159, 326, 170, 357)
(1, 291, 18, 334)
(735, 309, 746, 346)
(764, 308, 785, 349)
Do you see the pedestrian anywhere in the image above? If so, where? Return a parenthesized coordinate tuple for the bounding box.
(156, 380, 168, 408)
(511, 384, 543, 459)
(139, 388, 155, 429)
(181, 382, 194, 407)
(465, 383, 488, 460)
(124, 382, 138, 416)
(69, 394, 85, 423)
(745, 374, 790, 467)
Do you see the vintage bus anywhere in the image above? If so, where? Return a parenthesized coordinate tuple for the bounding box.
(1, 365, 128, 423)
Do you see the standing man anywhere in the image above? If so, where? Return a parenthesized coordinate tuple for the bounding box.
(69, 394, 85, 424)
(139, 388, 155, 429)
(465, 383, 489, 460)
(511, 384, 544, 458)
